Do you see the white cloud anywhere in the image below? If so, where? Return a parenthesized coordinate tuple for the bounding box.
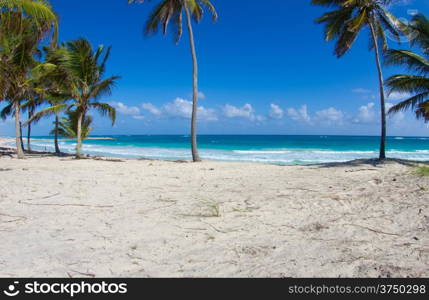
(142, 103, 162, 117)
(255, 115, 266, 122)
(223, 104, 265, 122)
(223, 104, 254, 119)
(198, 91, 206, 100)
(287, 105, 311, 123)
(164, 98, 193, 118)
(110, 101, 145, 120)
(143, 98, 217, 121)
(386, 102, 405, 125)
(354, 102, 376, 124)
(315, 107, 344, 124)
(110, 101, 141, 116)
(188, 91, 206, 100)
(352, 88, 371, 94)
(0, 118, 13, 125)
(387, 91, 411, 101)
(352, 102, 406, 126)
(269, 104, 284, 119)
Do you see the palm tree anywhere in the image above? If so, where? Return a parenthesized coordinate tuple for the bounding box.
(21, 92, 42, 152)
(55, 109, 93, 140)
(24, 94, 69, 154)
(24, 46, 72, 154)
(128, 0, 218, 162)
(0, 12, 42, 158)
(0, 1, 57, 158)
(29, 95, 69, 153)
(60, 38, 118, 158)
(312, 0, 403, 160)
(0, 0, 58, 32)
(386, 14, 429, 122)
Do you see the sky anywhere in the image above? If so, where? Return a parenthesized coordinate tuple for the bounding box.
(1, 0, 429, 136)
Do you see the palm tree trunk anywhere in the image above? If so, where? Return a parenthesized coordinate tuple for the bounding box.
(54, 112, 60, 154)
(76, 111, 83, 159)
(27, 106, 33, 152)
(369, 21, 387, 160)
(184, 5, 201, 162)
(20, 121, 25, 152)
(14, 101, 24, 159)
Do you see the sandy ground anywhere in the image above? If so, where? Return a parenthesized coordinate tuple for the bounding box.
(0, 137, 428, 277)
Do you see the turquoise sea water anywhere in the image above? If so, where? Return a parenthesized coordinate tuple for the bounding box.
(25, 135, 429, 165)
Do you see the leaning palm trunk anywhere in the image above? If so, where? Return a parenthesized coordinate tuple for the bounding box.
(20, 121, 25, 152)
(369, 21, 387, 160)
(184, 5, 201, 162)
(14, 101, 24, 159)
(75, 111, 83, 158)
(54, 112, 60, 154)
(27, 106, 34, 152)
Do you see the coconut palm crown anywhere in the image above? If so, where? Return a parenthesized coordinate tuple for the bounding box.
(0, 0, 58, 40)
(386, 14, 429, 122)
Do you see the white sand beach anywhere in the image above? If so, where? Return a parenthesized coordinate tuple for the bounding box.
(1, 137, 428, 277)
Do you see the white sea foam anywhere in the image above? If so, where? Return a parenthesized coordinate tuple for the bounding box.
(233, 150, 292, 154)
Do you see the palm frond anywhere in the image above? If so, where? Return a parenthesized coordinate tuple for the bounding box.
(0, 0, 58, 42)
(415, 101, 429, 122)
(312, 0, 402, 57)
(0, 102, 14, 120)
(23, 103, 68, 126)
(56, 109, 93, 139)
(88, 76, 120, 100)
(90, 102, 116, 125)
(408, 14, 429, 54)
(388, 92, 429, 114)
(384, 49, 429, 74)
(131, 0, 216, 43)
(386, 75, 429, 95)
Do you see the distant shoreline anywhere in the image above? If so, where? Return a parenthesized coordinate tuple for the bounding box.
(32, 137, 116, 141)
(23, 134, 429, 138)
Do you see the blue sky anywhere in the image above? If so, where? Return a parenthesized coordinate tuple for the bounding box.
(1, 0, 429, 136)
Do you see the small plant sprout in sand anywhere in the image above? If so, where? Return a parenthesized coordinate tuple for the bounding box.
(415, 165, 429, 177)
(199, 199, 221, 218)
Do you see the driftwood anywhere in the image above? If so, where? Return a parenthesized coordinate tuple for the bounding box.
(19, 200, 113, 209)
(70, 270, 96, 278)
(343, 223, 401, 236)
(0, 213, 27, 223)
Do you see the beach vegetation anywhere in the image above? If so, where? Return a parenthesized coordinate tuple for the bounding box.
(128, 0, 218, 162)
(385, 14, 429, 122)
(25, 45, 79, 154)
(415, 165, 429, 177)
(62, 39, 118, 158)
(54, 109, 93, 140)
(0, 1, 57, 158)
(201, 199, 221, 217)
(312, 0, 404, 160)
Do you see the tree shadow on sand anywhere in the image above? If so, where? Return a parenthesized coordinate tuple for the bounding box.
(313, 158, 429, 169)
(0, 147, 15, 158)
(0, 147, 72, 159)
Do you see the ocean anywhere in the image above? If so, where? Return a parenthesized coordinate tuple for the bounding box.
(22, 135, 429, 165)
